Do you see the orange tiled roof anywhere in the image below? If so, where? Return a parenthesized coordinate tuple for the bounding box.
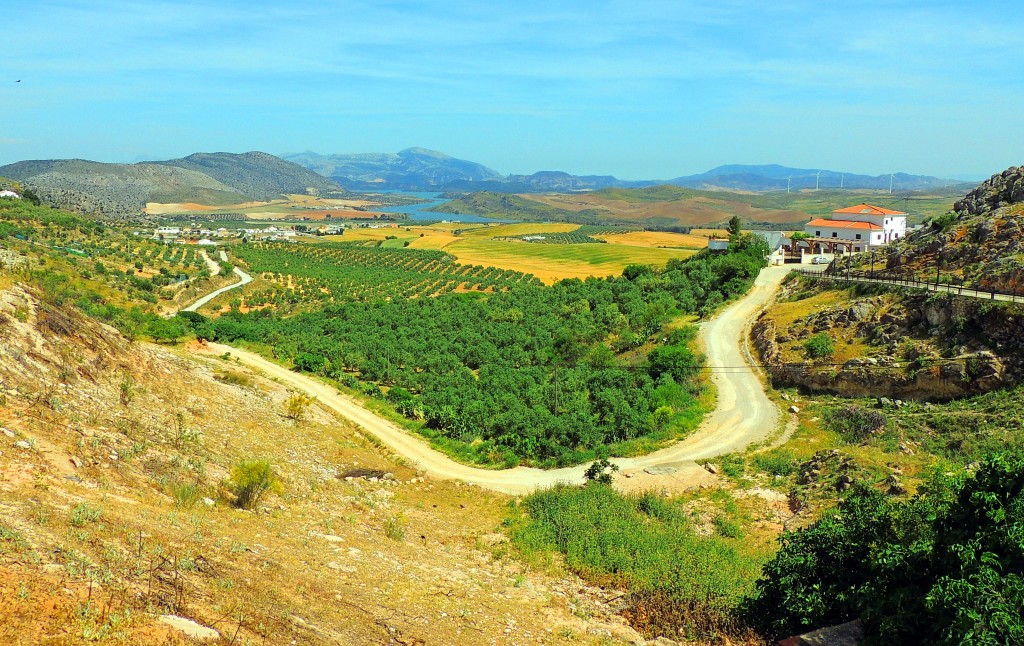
(807, 218, 881, 231)
(832, 203, 907, 216)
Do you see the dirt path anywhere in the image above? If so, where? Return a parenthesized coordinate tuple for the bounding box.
(182, 267, 252, 313)
(199, 265, 791, 495)
(198, 249, 221, 276)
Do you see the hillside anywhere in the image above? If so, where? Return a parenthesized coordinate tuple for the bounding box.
(871, 165, 1024, 291)
(282, 148, 502, 190)
(434, 185, 827, 229)
(0, 152, 342, 219)
(0, 283, 647, 644)
(153, 151, 340, 201)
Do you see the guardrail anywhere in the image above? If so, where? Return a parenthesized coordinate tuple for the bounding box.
(792, 267, 1023, 303)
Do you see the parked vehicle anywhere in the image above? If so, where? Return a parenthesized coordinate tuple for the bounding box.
(811, 255, 829, 265)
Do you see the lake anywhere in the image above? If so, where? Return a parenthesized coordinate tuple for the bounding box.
(372, 191, 503, 223)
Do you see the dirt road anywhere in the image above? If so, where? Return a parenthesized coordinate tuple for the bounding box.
(182, 267, 252, 313)
(201, 265, 790, 495)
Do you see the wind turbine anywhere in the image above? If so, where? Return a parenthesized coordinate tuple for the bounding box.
(815, 170, 823, 190)
(840, 174, 844, 189)
(889, 173, 894, 194)
(787, 176, 792, 193)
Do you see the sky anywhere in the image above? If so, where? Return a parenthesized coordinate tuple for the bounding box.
(1, 0, 1021, 180)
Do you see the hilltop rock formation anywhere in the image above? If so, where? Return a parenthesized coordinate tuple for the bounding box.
(954, 165, 1024, 216)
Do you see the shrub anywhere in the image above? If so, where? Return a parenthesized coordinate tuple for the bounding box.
(823, 405, 886, 442)
(283, 393, 314, 421)
(803, 333, 834, 360)
(745, 452, 1024, 644)
(227, 460, 282, 510)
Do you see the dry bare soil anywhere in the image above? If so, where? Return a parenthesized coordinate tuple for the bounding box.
(0, 285, 647, 645)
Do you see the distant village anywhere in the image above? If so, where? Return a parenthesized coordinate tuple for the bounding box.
(146, 220, 405, 244)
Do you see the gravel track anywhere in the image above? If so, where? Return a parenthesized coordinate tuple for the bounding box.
(200, 265, 790, 495)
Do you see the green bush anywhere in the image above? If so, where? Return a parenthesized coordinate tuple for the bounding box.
(803, 333, 835, 360)
(823, 405, 886, 443)
(227, 460, 282, 510)
(510, 483, 764, 641)
(745, 452, 1024, 644)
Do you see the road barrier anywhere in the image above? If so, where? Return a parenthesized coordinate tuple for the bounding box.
(792, 267, 1021, 303)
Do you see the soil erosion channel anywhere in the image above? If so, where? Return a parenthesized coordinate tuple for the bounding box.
(200, 265, 790, 494)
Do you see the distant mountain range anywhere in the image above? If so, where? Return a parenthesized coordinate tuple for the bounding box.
(0, 152, 341, 218)
(668, 164, 964, 192)
(284, 149, 970, 193)
(0, 147, 974, 219)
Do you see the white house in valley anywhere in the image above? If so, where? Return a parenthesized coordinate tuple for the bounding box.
(804, 203, 907, 254)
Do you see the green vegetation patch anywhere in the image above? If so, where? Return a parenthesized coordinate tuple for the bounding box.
(232, 241, 540, 307)
(509, 483, 766, 641)
(746, 452, 1024, 645)
(212, 237, 769, 466)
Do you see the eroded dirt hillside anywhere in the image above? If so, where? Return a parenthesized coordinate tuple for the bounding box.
(0, 283, 642, 645)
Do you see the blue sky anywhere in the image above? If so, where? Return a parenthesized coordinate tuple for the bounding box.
(1, 0, 1021, 179)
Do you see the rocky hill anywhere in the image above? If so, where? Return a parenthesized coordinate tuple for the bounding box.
(878, 165, 1024, 292)
(754, 165, 1024, 400)
(0, 152, 342, 219)
(152, 151, 340, 201)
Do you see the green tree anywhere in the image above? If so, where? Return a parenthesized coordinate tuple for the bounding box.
(745, 453, 1024, 645)
(728, 215, 743, 237)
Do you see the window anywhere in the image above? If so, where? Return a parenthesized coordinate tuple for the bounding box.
(815, 230, 821, 236)
(855, 234, 862, 240)
(831, 232, 837, 237)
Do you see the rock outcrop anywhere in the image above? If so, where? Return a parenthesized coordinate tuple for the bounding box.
(753, 290, 1021, 400)
(954, 166, 1024, 216)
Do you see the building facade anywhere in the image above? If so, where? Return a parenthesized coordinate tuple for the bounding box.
(804, 203, 907, 253)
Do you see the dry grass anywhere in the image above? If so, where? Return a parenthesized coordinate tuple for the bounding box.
(0, 285, 640, 645)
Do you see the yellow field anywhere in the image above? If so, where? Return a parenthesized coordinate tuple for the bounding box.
(445, 238, 698, 284)
(457, 222, 581, 238)
(308, 221, 706, 283)
(427, 222, 488, 232)
(689, 228, 730, 238)
(597, 230, 709, 248)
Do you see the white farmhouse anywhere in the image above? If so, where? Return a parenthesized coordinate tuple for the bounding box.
(804, 203, 907, 254)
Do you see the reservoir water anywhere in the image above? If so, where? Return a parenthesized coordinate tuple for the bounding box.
(373, 191, 502, 223)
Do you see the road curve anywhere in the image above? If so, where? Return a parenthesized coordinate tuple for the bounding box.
(183, 266, 253, 313)
(200, 265, 791, 495)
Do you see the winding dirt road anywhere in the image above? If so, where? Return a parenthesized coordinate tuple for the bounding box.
(197, 265, 790, 495)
